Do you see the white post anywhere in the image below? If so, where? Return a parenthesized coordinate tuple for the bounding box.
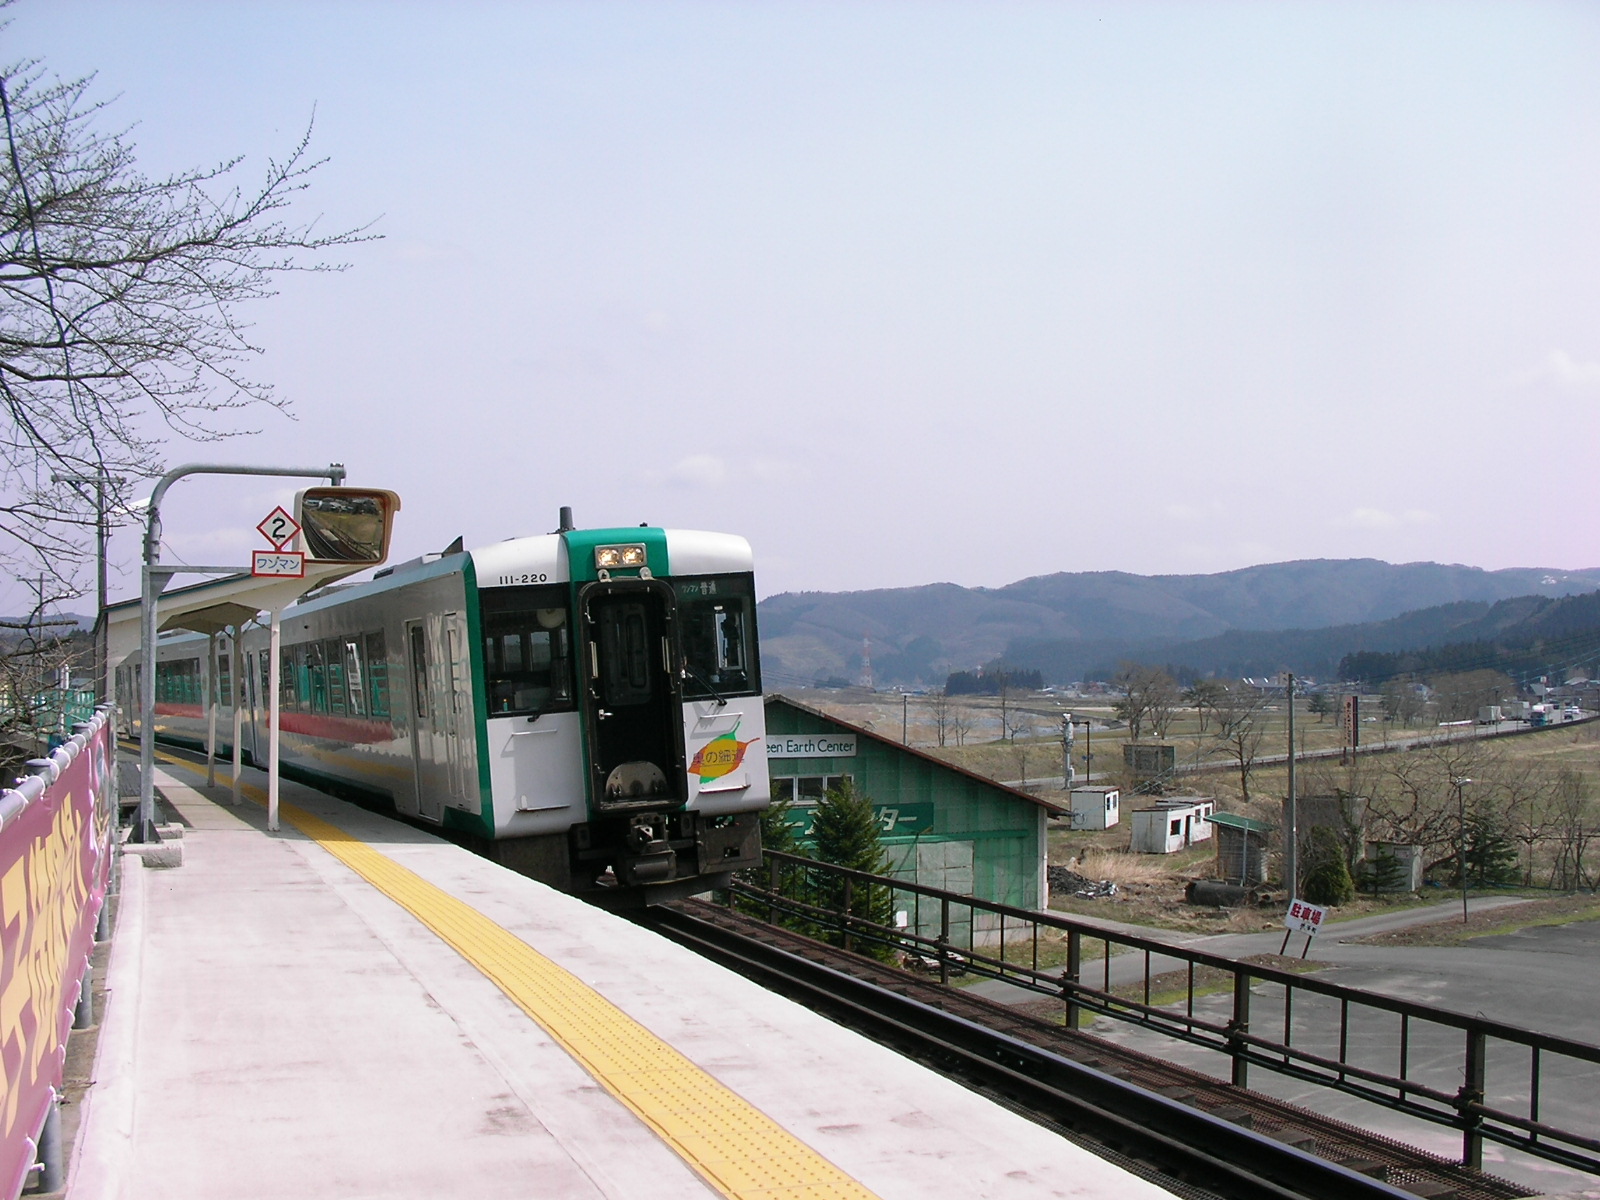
(230, 628, 244, 806)
(268, 608, 282, 832)
(205, 631, 219, 787)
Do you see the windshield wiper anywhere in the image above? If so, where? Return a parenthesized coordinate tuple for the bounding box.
(682, 661, 728, 707)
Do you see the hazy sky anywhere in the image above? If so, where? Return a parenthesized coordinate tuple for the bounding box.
(7, 1, 1599, 609)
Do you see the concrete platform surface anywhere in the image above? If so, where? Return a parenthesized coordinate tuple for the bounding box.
(70, 756, 1176, 1200)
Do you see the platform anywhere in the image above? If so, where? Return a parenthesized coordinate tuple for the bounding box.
(68, 752, 1176, 1199)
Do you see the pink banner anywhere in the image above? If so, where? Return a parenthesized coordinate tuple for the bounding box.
(0, 718, 114, 1200)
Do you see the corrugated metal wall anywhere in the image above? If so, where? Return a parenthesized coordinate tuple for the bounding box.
(765, 698, 1043, 920)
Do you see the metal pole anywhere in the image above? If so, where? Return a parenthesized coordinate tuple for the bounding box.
(73, 963, 94, 1029)
(230, 628, 244, 806)
(134, 557, 162, 843)
(135, 462, 345, 841)
(1285, 673, 1297, 898)
(35, 1092, 62, 1192)
(205, 631, 219, 788)
(268, 608, 282, 832)
(902, 692, 908, 745)
(1061, 713, 1075, 790)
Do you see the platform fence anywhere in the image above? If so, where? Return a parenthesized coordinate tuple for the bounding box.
(0, 706, 117, 1200)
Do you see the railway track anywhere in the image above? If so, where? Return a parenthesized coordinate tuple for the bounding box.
(647, 899, 1534, 1200)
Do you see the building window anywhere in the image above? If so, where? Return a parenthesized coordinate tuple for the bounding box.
(771, 774, 852, 805)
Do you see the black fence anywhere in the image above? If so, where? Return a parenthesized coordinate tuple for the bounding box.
(726, 850, 1600, 1176)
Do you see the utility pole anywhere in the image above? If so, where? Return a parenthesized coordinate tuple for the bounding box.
(1061, 712, 1075, 789)
(1454, 777, 1474, 923)
(53, 471, 122, 702)
(1285, 673, 1298, 899)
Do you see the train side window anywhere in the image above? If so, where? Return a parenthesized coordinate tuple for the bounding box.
(307, 642, 328, 714)
(365, 631, 389, 718)
(217, 652, 232, 707)
(324, 640, 347, 716)
(343, 640, 367, 717)
(674, 573, 760, 699)
(409, 625, 429, 721)
(479, 585, 574, 717)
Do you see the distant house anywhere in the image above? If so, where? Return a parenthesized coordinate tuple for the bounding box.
(1129, 798, 1215, 854)
(1068, 786, 1120, 831)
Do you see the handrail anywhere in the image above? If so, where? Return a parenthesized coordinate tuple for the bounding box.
(737, 849, 1600, 1177)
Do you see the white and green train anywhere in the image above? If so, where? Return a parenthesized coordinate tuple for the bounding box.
(118, 515, 768, 902)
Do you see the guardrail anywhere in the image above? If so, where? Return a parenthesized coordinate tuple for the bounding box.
(1, 705, 117, 1200)
(729, 849, 1600, 1177)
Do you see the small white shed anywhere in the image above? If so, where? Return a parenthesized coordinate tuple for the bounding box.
(1068, 786, 1121, 831)
(1129, 799, 1215, 854)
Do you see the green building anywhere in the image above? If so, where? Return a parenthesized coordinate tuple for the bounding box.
(764, 696, 1064, 932)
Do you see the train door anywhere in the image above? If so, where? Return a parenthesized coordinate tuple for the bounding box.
(578, 580, 686, 809)
(405, 613, 471, 821)
(405, 619, 444, 820)
(441, 612, 472, 802)
(243, 650, 261, 763)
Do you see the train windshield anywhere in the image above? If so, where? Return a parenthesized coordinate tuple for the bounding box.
(674, 573, 759, 699)
(480, 584, 575, 716)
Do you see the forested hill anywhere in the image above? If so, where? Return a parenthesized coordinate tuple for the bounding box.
(757, 560, 1600, 687)
(1337, 591, 1600, 684)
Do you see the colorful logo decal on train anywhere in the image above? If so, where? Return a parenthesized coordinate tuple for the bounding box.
(689, 721, 756, 782)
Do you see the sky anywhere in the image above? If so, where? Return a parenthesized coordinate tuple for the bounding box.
(6, 1, 1600, 609)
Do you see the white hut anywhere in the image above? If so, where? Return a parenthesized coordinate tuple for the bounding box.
(1068, 786, 1121, 831)
(1129, 798, 1215, 854)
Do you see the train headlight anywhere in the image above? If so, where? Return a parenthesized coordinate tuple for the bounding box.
(595, 543, 647, 570)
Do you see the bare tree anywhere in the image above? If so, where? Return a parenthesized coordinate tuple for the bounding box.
(1113, 662, 1178, 743)
(949, 705, 972, 748)
(1211, 683, 1268, 803)
(1183, 678, 1226, 735)
(1009, 719, 1034, 784)
(0, 57, 373, 583)
(929, 687, 951, 748)
(1549, 768, 1597, 891)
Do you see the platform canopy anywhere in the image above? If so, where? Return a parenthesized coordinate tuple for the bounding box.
(103, 562, 364, 671)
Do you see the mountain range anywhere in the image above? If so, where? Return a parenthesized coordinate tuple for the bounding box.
(756, 560, 1600, 686)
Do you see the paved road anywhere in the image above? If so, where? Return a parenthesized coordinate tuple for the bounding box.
(967, 896, 1600, 1194)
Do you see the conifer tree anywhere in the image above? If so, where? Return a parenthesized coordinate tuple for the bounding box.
(811, 778, 894, 957)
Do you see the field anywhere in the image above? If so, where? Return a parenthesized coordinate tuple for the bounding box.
(784, 686, 1600, 929)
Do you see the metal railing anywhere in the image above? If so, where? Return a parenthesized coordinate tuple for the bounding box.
(725, 849, 1600, 1176)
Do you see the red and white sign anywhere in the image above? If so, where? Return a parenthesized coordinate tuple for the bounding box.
(1283, 898, 1328, 937)
(256, 506, 301, 550)
(251, 549, 306, 578)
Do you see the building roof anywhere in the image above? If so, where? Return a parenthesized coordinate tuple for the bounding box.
(765, 694, 1068, 816)
(1209, 812, 1275, 834)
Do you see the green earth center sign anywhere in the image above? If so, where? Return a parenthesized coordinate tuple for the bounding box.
(766, 733, 857, 758)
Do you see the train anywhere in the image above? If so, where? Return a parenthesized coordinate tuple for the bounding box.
(117, 512, 769, 903)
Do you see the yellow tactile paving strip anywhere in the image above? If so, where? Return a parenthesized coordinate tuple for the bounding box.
(150, 751, 878, 1200)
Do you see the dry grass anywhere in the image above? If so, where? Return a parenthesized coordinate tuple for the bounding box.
(1077, 848, 1174, 888)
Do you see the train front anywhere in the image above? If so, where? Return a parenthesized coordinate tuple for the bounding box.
(487, 525, 764, 902)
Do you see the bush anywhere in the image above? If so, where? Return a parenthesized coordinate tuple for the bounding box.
(1301, 827, 1356, 907)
